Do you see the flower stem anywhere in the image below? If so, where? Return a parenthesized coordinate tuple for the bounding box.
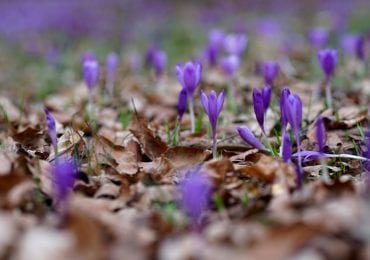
(325, 79, 332, 109)
(296, 137, 303, 187)
(279, 128, 286, 157)
(212, 129, 217, 159)
(320, 157, 330, 183)
(188, 97, 195, 133)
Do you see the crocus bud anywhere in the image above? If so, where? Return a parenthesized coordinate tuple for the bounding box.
(308, 27, 329, 49)
(237, 126, 267, 151)
(83, 58, 99, 91)
(318, 49, 338, 81)
(316, 116, 326, 153)
(105, 52, 119, 90)
(286, 94, 303, 141)
(261, 85, 272, 112)
(221, 55, 240, 77)
(177, 89, 187, 120)
(44, 108, 57, 151)
(263, 61, 279, 85)
(178, 168, 212, 228)
(282, 132, 292, 163)
(176, 61, 202, 98)
(252, 88, 266, 133)
(52, 158, 76, 213)
(223, 33, 248, 56)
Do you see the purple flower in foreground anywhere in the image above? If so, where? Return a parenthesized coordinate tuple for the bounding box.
(282, 132, 292, 163)
(83, 57, 99, 91)
(340, 34, 365, 60)
(316, 116, 326, 153)
(201, 90, 225, 158)
(280, 88, 291, 133)
(221, 55, 240, 77)
(179, 168, 212, 229)
(105, 52, 119, 92)
(263, 61, 279, 85)
(308, 27, 329, 49)
(177, 88, 187, 121)
(237, 126, 267, 151)
(223, 33, 248, 56)
(44, 108, 57, 151)
(261, 85, 272, 112)
(318, 49, 338, 81)
(52, 158, 76, 213)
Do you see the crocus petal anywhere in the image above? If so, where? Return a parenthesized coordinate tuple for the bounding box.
(176, 61, 202, 97)
(318, 49, 338, 80)
(237, 126, 267, 151)
(52, 158, 76, 207)
(178, 89, 187, 120)
(216, 90, 225, 116)
(176, 64, 185, 88)
(83, 58, 99, 90)
(316, 116, 326, 153)
(44, 108, 57, 149)
(263, 61, 279, 85)
(200, 90, 209, 115)
(292, 150, 327, 162)
(280, 88, 291, 130)
(282, 132, 292, 163)
(262, 85, 272, 113)
(252, 88, 265, 133)
(208, 90, 218, 128)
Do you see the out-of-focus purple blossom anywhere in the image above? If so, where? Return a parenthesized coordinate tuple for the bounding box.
(340, 34, 365, 61)
(44, 108, 57, 151)
(221, 55, 240, 77)
(282, 132, 292, 163)
(83, 57, 99, 91)
(152, 50, 167, 77)
(280, 88, 291, 132)
(316, 116, 326, 153)
(81, 51, 97, 64)
(176, 61, 202, 98)
(105, 52, 119, 91)
(237, 126, 267, 151)
(286, 93, 302, 141)
(252, 88, 266, 133)
(205, 29, 225, 66)
(178, 168, 212, 228)
(129, 51, 142, 74)
(201, 90, 225, 159)
(308, 27, 329, 49)
(177, 89, 187, 121)
(223, 33, 248, 56)
(52, 158, 76, 212)
(255, 19, 282, 39)
(263, 61, 279, 85)
(318, 49, 338, 81)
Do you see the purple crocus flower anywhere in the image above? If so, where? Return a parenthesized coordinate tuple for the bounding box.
(286, 93, 303, 142)
(52, 158, 76, 214)
(81, 51, 97, 64)
(201, 90, 225, 159)
(177, 88, 187, 121)
(253, 88, 266, 133)
(318, 49, 338, 81)
(308, 27, 329, 49)
(105, 52, 119, 92)
(263, 61, 279, 85)
(223, 33, 248, 56)
(261, 85, 272, 112)
(316, 116, 326, 153)
(282, 132, 292, 163)
(237, 126, 267, 151)
(44, 108, 57, 152)
(340, 34, 365, 61)
(178, 168, 212, 229)
(83, 57, 99, 91)
(221, 55, 240, 77)
(280, 88, 291, 133)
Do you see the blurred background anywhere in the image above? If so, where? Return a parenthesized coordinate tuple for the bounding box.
(0, 0, 369, 99)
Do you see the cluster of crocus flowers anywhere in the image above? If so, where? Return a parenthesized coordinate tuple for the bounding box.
(146, 46, 167, 78)
(318, 49, 338, 108)
(105, 52, 119, 94)
(44, 108, 57, 154)
(200, 90, 225, 158)
(52, 158, 76, 216)
(176, 61, 202, 133)
(178, 168, 212, 230)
